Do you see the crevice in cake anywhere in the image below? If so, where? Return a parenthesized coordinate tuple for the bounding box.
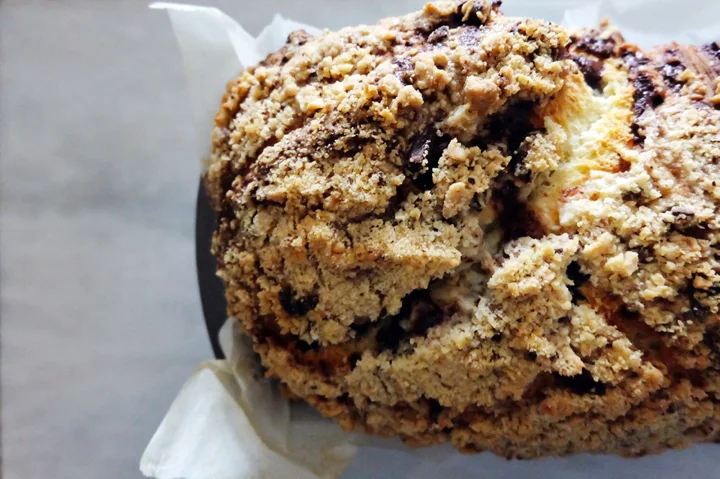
(374, 288, 446, 353)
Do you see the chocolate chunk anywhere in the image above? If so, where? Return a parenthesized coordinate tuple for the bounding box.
(660, 62, 685, 86)
(525, 351, 538, 361)
(428, 25, 450, 43)
(630, 123, 644, 145)
(624, 51, 666, 144)
(633, 72, 664, 117)
(574, 34, 616, 58)
(570, 54, 604, 90)
(279, 285, 319, 316)
(484, 101, 537, 175)
(659, 58, 685, 91)
(702, 41, 720, 61)
(405, 127, 449, 190)
(510, 136, 535, 179)
(566, 260, 590, 302)
(555, 368, 607, 395)
(621, 189, 643, 203)
(492, 180, 545, 241)
(675, 222, 710, 240)
(633, 246, 654, 264)
(491, 333, 503, 342)
(287, 30, 313, 47)
(407, 128, 434, 170)
(486, 100, 535, 150)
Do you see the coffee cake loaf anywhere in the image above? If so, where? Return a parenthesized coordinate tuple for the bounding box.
(204, 0, 720, 458)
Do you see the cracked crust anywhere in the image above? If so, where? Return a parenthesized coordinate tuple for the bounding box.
(206, 1, 720, 458)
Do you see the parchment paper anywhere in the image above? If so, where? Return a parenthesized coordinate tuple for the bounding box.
(141, 2, 720, 478)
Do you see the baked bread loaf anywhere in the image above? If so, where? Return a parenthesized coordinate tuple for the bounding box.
(205, 0, 720, 458)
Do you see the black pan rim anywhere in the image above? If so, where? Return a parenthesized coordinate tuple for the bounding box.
(195, 180, 227, 359)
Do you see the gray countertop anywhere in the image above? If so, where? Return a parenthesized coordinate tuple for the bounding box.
(0, 1, 429, 477)
(2, 1, 718, 478)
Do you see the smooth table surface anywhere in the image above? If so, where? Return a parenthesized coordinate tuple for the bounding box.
(2, 1, 718, 478)
(0, 1, 437, 477)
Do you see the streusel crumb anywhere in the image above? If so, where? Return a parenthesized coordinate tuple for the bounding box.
(206, 0, 720, 457)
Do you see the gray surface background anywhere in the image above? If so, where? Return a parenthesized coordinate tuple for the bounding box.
(1, 1, 717, 478)
(0, 1, 431, 477)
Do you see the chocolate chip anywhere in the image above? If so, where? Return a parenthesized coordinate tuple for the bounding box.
(405, 127, 449, 190)
(555, 368, 607, 395)
(407, 128, 434, 171)
(660, 61, 685, 90)
(570, 54, 604, 90)
(428, 25, 450, 43)
(574, 34, 616, 59)
(566, 261, 590, 302)
(622, 190, 643, 203)
(287, 30, 313, 47)
(485, 100, 535, 151)
(633, 72, 664, 117)
(491, 333, 503, 342)
(630, 122, 644, 145)
(525, 351, 538, 361)
(510, 139, 533, 179)
(492, 180, 545, 241)
(279, 285, 319, 316)
(676, 222, 710, 240)
(633, 246, 654, 264)
(702, 41, 720, 61)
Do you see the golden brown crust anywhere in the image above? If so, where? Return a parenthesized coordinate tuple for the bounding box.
(206, 1, 720, 458)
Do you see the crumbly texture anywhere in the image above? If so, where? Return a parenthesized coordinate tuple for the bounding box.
(206, 1, 720, 458)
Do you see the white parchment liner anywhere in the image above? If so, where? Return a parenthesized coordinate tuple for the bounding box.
(141, 2, 720, 478)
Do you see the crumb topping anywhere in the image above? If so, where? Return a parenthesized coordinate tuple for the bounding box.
(207, 1, 720, 457)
